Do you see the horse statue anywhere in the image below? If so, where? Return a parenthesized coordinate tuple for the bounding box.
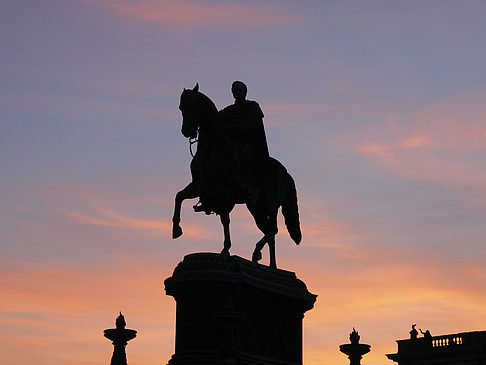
(171, 83, 301, 268)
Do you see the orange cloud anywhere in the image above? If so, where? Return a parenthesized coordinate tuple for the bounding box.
(40, 180, 218, 240)
(62, 208, 170, 233)
(0, 259, 177, 365)
(299, 256, 486, 365)
(4, 181, 486, 365)
(88, 0, 300, 27)
(62, 206, 217, 239)
(2, 239, 486, 365)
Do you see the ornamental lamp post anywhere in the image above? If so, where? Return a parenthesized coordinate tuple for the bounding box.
(339, 328, 371, 365)
(103, 313, 137, 365)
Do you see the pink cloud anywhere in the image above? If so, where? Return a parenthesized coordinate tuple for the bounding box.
(87, 0, 301, 27)
(358, 142, 394, 160)
(350, 93, 486, 186)
(402, 134, 430, 149)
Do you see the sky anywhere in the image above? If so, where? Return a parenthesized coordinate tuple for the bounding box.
(1, 0, 486, 364)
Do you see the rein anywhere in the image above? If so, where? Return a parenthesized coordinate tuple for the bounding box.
(186, 91, 215, 158)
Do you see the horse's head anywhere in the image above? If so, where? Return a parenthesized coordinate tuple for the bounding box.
(179, 83, 203, 139)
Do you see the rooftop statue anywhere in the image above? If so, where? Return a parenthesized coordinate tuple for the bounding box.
(420, 328, 433, 344)
(171, 82, 301, 268)
(410, 324, 418, 339)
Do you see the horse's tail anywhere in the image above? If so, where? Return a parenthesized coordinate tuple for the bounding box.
(281, 172, 301, 245)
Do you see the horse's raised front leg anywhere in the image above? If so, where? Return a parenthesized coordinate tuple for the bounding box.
(172, 182, 198, 239)
(220, 212, 231, 256)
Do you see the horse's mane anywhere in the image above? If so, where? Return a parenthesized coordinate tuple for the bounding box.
(198, 92, 218, 114)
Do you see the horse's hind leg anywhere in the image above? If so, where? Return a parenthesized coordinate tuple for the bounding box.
(249, 207, 279, 266)
(172, 182, 198, 239)
(252, 234, 277, 268)
(220, 212, 231, 256)
(268, 235, 277, 269)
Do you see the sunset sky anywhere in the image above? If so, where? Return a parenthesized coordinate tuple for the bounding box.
(2, 0, 486, 364)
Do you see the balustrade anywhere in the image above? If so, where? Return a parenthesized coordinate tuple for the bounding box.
(432, 335, 463, 347)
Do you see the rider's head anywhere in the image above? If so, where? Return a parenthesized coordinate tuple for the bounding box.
(231, 81, 247, 102)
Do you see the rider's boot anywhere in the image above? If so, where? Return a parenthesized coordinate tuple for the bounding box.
(193, 200, 212, 215)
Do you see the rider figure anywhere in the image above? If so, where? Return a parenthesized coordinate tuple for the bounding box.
(219, 81, 270, 206)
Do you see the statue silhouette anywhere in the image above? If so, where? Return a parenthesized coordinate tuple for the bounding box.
(172, 83, 301, 268)
(218, 81, 269, 208)
(410, 324, 418, 339)
(420, 328, 433, 345)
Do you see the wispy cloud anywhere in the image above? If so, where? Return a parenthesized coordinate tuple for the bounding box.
(61, 203, 215, 239)
(87, 0, 301, 28)
(350, 93, 486, 186)
(62, 208, 170, 234)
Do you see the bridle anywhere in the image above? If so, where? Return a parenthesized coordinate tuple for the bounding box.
(181, 90, 204, 158)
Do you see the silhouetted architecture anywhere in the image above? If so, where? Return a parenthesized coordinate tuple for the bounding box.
(339, 328, 371, 365)
(387, 329, 486, 365)
(164, 252, 316, 365)
(103, 313, 137, 365)
(172, 83, 301, 269)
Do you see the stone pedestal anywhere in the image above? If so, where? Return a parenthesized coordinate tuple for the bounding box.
(164, 253, 317, 365)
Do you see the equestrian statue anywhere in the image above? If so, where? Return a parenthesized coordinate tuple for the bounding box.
(171, 82, 301, 268)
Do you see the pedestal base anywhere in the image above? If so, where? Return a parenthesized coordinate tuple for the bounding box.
(164, 253, 316, 365)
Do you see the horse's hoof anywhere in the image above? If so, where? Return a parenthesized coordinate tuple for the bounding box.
(172, 225, 183, 239)
(221, 248, 230, 256)
(252, 251, 262, 262)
